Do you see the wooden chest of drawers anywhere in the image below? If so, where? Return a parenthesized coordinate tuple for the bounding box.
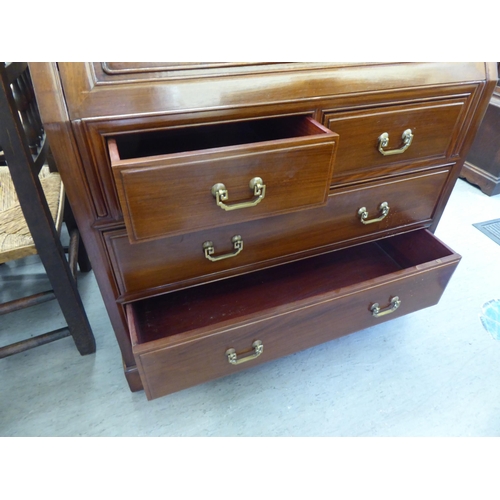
(30, 63, 497, 400)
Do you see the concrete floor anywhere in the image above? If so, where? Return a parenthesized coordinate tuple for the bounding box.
(1, 178, 500, 437)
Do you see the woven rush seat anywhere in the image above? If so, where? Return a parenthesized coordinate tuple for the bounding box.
(0, 165, 64, 263)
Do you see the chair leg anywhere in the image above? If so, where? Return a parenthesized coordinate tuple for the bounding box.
(77, 235, 92, 273)
(39, 239, 96, 355)
(21, 182, 96, 354)
(64, 201, 92, 273)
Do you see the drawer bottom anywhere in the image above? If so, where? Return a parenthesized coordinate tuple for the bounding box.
(127, 229, 460, 400)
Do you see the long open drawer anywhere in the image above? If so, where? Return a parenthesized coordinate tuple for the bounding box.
(126, 229, 460, 400)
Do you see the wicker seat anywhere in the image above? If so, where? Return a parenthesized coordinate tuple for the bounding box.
(0, 166, 64, 263)
(0, 62, 95, 358)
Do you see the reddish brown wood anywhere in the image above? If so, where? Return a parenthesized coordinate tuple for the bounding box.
(128, 229, 460, 400)
(323, 95, 469, 184)
(66, 82, 488, 229)
(56, 63, 490, 120)
(28, 63, 498, 399)
(109, 116, 338, 242)
(106, 167, 452, 300)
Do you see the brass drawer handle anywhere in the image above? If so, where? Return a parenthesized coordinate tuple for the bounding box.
(378, 129, 413, 156)
(357, 201, 390, 224)
(203, 235, 243, 262)
(212, 177, 266, 211)
(371, 296, 401, 318)
(226, 340, 263, 365)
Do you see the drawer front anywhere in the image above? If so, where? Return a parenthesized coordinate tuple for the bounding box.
(128, 230, 460, 400)
(109, 116, 337, 243)
(324, 97, 467, 184)
(106, 168, 451, 298)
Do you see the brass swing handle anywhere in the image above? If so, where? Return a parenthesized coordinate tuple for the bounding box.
(358, 202, 390, 225)
(203, 235, 243, 262)
(212, 177, 266, 211)
(378, 129, 413, 156)
(371, 296, 401, 318)
(226, 340, 263, 365)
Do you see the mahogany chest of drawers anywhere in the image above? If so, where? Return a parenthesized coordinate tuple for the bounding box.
(30, 63, 497, 400)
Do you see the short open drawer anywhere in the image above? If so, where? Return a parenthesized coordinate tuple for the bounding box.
(126, 229, 460, 400)
(108, 115, 338, 243)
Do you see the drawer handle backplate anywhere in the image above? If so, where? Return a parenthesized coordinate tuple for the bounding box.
(203, 235, 243, 262)
(212, 177, 266, 211)
(226, 340, 263, 365)
(378, 129, 413, 156)
(357, 202, 390, 225)
(371, 296, 401, 318)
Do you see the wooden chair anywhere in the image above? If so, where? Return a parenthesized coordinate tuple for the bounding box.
(0, 62, 96, 358)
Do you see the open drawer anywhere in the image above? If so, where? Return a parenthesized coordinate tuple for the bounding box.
(126, 229, 461, 400)
(108, 115, 338, 243)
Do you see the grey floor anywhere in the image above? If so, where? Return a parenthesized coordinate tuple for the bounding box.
(1, 178, 500, 437)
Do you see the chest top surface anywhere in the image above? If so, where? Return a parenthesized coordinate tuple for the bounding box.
(54, 62, 493, 120)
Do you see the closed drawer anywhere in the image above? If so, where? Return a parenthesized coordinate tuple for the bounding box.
(323, 96, 467, 184)
(108, 115, 338, 243)
(127, 229, 460, 400)
(106, 167, 451, 299)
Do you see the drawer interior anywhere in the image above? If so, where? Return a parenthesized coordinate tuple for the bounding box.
(111, 115, 325, 160)
(129, 229, 456, 344)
